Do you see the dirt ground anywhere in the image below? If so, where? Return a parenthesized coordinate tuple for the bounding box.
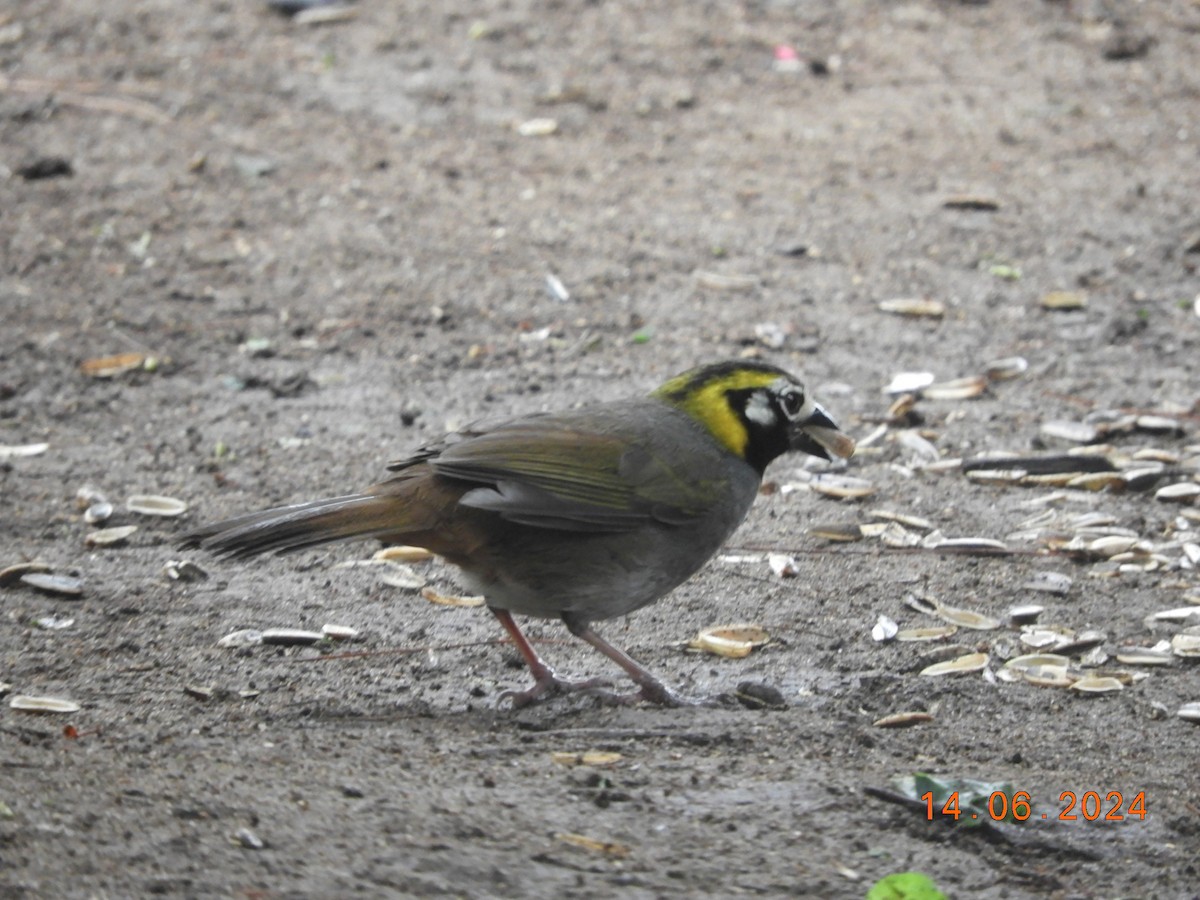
(3, 1, 1200, 897)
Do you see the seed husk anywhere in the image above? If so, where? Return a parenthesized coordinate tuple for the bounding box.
(1040, 421, 1099, 444)
(217, 629, 264, 649)
(872, 615, 899, 642)
(1177, 702, 1200, 723)
(690, 624, 770, 659)
(1156, 482, 1200, 503)
(20, 573, 83, 597)
(1023, 571, 1073, 595)
(926, 536, 1011, 556)
(896, 626, 959, 642)
(878, 298, 945, 318)
(261, 628, 324, 646)
(126, 495, 188, 517)
(809, 474, 875, 499)
(984, 356, 1028, 381)
(378, 565, 428, 590)
(321, 624, 359, 641)
(0, 561, 51, 587)
(922, 376, 987, 400)
(936, 605, 1000, 631)
(9, 694, 81, 713)
(374, 545, 435, 563)
(807, 522, 864, 542)
(1171, 634, 1200, 658)
(83, 501, 113, 524)
(872, 711, 933, 728)
(1114, 646, 1175, 666)
(1069, 675, 1124, 694)
(1040, 290, 1087, 310)
(163, 559, 209, 582)
(85, 525, 138, 547)
(79, 351, 147, 377)
(420, 587, 485, 608)
(920, 652, 988, 677)
(0, 442, 49, 459)
(884, 372, 935, 395)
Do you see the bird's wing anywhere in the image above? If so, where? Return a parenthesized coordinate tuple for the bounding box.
(418, 418, 724, 533)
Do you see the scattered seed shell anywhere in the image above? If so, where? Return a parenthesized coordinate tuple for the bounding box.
(1009, 604, 1044, 625)
(693, 270, 758, 292)
(884, 372, 936, 395)
(378, 565, 428, 590)
(878, 298, 945, 318)
(896, 626, 959, 642)
(1040, 420, 1100, 444)
(1023, 572, 1073, 595)
(920, 652, 988, 676)
(9, 694, 81, 713)
(1152, 607, 1200, 623)
(943, 194, 1000, 211)
(420, 587, 485, 607)
(85, 525, 138, 547)
(79, 351, 147, 377)
(163, 559, 208, 582)
(218, 629, 264, 648)
(872, 711, 933, 728)
(20, 573, 83, 597)
(1115, 647, 1175, 666)
(0, 561, 51, 587)
(984, 356, 1028, 381)
(872, 615, 899, 642)
(922, 376, 988, 400)
(810, 474, 875, 500)
(516, 117, 558, 136)
(927, 537, 1011, 556)
(690, 624, 770, 658)
(551, 751, 623, 767)
(126, 495, 188, 517)
(554, 832, 630, 858)
(374, 545, 435, 563)
(1040, 290, 1087, 310)
(1156, 482, 1200, 503)
(1069, 675, 1124, 694)
(1171, 634, 1200, 658)
(935, 605, 1000, 631)
(1177, 702, 1200, 723)
(83, 501, 113, 524)
(1005, 653, 1071, 672)
(0, 443, 49, 459)
(807, 522, 864, 542)
(261, 628, 324, 646)
(321, 624, 359, 641)
(768, 553, 799, 578)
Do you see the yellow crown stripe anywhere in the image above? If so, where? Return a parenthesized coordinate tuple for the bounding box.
(654, 367, 782, 459)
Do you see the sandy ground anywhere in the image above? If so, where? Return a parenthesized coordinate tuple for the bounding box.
(3, 1, 1200, 897)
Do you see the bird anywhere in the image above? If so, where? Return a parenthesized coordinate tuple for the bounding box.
(182, 360, 855, 707)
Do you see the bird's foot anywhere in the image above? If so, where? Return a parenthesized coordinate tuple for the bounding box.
(497, 668, 613, 710)
(584, 677, 715, 708)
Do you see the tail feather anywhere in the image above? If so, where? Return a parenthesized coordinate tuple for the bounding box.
(181, 493, 415, 559)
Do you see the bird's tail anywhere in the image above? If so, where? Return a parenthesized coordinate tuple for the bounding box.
(180, 491, 420, 559)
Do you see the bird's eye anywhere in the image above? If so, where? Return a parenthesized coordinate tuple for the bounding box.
(780, 389, 805, 419)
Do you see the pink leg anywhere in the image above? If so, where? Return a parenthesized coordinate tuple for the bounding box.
(490, 608, 611, 709)
(563, 618, 705, 708)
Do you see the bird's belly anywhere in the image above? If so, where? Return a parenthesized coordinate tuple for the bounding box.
(457, 505, 753, 622)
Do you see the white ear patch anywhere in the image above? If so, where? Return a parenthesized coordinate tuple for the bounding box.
(744, 389, 777, 427)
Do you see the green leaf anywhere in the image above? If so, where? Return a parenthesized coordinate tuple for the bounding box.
(866, 872, 947, 900)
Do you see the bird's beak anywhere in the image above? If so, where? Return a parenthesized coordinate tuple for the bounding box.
(790, 403, 856, 461)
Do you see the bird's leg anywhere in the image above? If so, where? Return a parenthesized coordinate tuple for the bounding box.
(490, 608, 611, 709)
(561, 615, 705, 708)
